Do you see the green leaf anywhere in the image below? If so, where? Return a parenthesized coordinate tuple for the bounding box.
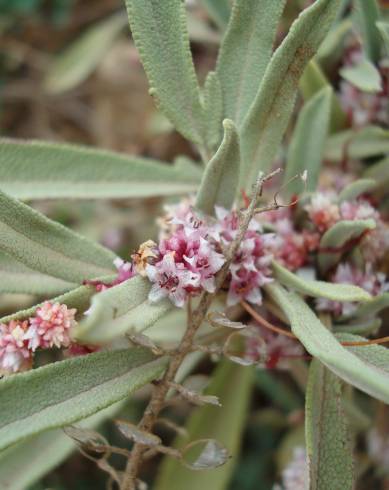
(355, 0, 382, 62)
(73, 276, 172, 344)
(195, 119, 240, 216)
(216, 0, 286, 127)
(0, 280, 112, 325)
(266, 283, 389, 403)
(299, 60, 347, 132)
(199, 0, 231, 29)
(203, 71, 223, 151)
(318, 219, 376, 273)
(0, 401, 124, 490)
(0, 251, 77, 295)
(347, 292, 389, 320)
(305, 360, 354, 490)
(0, 139, 202, 200)
(363, 156, 389, 188)
(44, 13, 127, 94)
(240, 0, 341, 189)
(338, 178, 377, 202)
(155, 360, 253, 490)
(317, 18, 353, 67)
(0, 189, 116, 283)
(272, 261, 372, 303)
(334, 318, 381, 336)
(0, 348, 167, 452)
(340, 57, 382, 93)
(376, 21, 389, 53)
(284, 87, 332, 196)
(124, 0, 206, 146)
(325, 126, 389, 162)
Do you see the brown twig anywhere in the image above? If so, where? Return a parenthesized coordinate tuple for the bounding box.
(120, 171, 276, 489)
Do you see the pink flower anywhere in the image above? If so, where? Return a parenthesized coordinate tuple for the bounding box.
(0, 320, 32, 373)
(146, 253, 200, 307)
(305, 192, 340, 233)
(183, 237, 225, 293)
(64, 343, 100, 358)
(316, 263, 388, 316)
(24, 302, 77, 351)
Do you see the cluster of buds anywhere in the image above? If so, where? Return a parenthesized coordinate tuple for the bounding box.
(0, 302, 77, 375)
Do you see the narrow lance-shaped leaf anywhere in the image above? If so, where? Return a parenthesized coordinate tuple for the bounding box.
(340, 57, 382, 93)
(195, 119, 240, 216)
(0, 279, 114, 325)
(199, 0, 231, 29)
(44, 12, 127, 94)
(203, 71, 223, 151)
(0, 401, 125, 490)
(0, 348, 168, 451)
(0, 251, 77, 296)
(0, 189, 116, 283)
(356, 0, 382, 63)
(73, 276, 172, 344)
(266, 283, 389, 404)
(338, 178, 377, 203)
(318, 219, 376, 273)
(284, 86, 332, 196)
(216, 0, 286, 127)
(305, 360, 354, 490)
(363, 155, 389, 189)
(376, 21, 389, 54)
(155, 360, 253, 490)
(345, 292, 389, 320)
(240, 0, 341, 190)
(271, 260, 372, 303)
(0, 139, 202, 200)
(325, 126, 389, 162)
(124, 0, 206, 147)
(299, 60, 347, 132)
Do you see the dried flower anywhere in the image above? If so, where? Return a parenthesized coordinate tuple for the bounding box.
(132, 240, 159, 276)
(275, 447, 308, 490)
(25, 302, 77, 350)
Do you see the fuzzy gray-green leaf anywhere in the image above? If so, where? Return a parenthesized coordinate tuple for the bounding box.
(240, 0, 341, 189)
(318, 219, 376, 273)
(0, 139, 202, 200)
(203, 71, 223, 151)
(124, 0, 205, 146)
(346, 292, 389, 320)
(267, 283, 389, 403)
(272, 261, 371, 303)
(0, 402, 124, 490)
(0, 251, 77, 295)
(305, 360, 354, 490)
(338, 178, 377, 203)
(44, 13, 127, 94)
(377, 21, 389, 53)
(199, 0, 231, 29)
(73, 276, 172, 344)
(325, 126, 389, 161)
(0, 348, 168, 451)
(284, 86, 332, 196)
(340, 57, 382, 93)
(195, 119, 240, 215)
(0, 190, 116, 283)
(363, 156, 389, 188)
(216, 0, 286, 127)
(356, 0, 382, 62)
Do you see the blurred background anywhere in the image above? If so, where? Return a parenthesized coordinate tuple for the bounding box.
(1, 1, 389, 489)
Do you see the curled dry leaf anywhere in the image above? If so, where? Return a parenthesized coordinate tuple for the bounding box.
(182, 438, 230, 470)
(169, 381, 221, 407)
(207, 311, 247, 329)
(223, 327, 267, 366)
(115, 420, 162, 447)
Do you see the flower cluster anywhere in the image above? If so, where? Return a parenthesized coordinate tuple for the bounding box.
(0, 302, 77, 375)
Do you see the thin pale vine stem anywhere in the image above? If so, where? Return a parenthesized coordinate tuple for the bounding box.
(120, 171, 274, 490)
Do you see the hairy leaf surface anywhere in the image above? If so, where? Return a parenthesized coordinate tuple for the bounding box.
(0, 139, 202, 199)
(0, 348, 167, 451)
